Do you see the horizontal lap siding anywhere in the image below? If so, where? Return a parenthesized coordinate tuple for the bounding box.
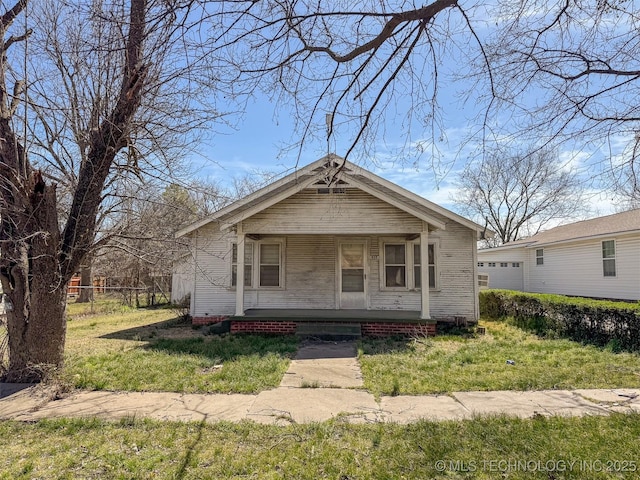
(368, 221, 477, 320)
(430, 222, 476, 319)
(527, 234, 640, 300)
(242, 189, 423, 234)
(368, 237, 421, 311)
(250, 235, 336, 309)
(190, 191, 478, 319)
(192, 223, 236, 317)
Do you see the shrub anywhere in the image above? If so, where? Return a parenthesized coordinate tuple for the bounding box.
(480, 290, 640, 352)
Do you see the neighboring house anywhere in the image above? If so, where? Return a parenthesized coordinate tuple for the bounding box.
(477, 209, 640, 301)
(175, 155, 488, 336)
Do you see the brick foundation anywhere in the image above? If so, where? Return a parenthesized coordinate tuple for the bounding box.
(192, 316, 229, 326)
(193, 316, 437, 337)
(230, 320, 297, 335)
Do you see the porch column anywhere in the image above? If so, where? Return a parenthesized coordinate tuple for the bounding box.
(420, 228, 430, 319)
(235, 224, 245, 316)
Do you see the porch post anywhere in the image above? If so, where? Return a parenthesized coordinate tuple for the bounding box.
(420, 228, 430, 319)
(235, 223, 245, 316)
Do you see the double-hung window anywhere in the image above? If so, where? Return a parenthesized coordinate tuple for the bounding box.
(382, 240, 437, 289)
(536, 249, 544, 266)
(384, 244, 406, 287)
(259, 244, 281, 287)
(231, 243, 253, 287)
(602, 240, 616, 277)
(231, 240, 284, 288)
(413, 244, 436, 289)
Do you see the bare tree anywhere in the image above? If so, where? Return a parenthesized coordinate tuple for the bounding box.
(453, 148, 588, 246)
(95, 180, 225, 306)
(0, 0, 217, 381)
(480, 0, 640, 198)
(209, 0, 484, 166)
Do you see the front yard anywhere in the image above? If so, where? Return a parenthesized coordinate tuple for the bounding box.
(358, 320, 640, 396)
(61, 298, 640, 395)
(3, 298, 640, 478)
(63, 300, 297, 393)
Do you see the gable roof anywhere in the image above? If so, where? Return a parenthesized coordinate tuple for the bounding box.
(483, 209, 640, 250)
(176, 154, 489, 238)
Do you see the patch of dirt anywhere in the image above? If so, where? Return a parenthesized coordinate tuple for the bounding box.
(155, 327, 203, 340)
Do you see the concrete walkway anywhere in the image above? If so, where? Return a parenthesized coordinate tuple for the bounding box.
(2, 383, 639, 425)
(279, 341, 363, 388)
(1, 340, 639, 424)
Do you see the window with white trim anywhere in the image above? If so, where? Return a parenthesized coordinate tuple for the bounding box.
(477, 262, 484, 267)
(231, 239, 284, 288)
(259, 243, 281, 287)
(512, 262, 520, 268)
(536, 249, 544, 265)
(384, 244, 406, 287)
(500, 262, 508, 267)
(231, 243, 253, 287)
(382, 240, 437, 289)
(414, 243, 436, 289)
(488, 262, 496, 267)
(602, 240, 616, 277)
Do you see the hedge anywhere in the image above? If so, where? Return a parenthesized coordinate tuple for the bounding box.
(480, 290, 640, 352)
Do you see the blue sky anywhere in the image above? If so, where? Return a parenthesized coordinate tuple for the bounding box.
(190, 90, 621, 222)
(187, 2, 633, 223)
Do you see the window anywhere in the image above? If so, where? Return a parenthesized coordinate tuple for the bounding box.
(382, 240, 437, 289)
(231, 240, 284, 288)
(512, 262, 520, 268)
(384, 244, 406, 287)
(259, 244, 281, 287)
(602, 240, 616, 277)
(500, 262, 508, 267)
(231, 243, 253, 287)
(477, 262, 484, 267)
(488, 262, 496, 267)
(536, 249, 544, 265)
(414, 243, 436, 289)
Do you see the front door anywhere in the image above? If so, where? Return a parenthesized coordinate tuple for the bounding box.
(339, 242, 367, 309)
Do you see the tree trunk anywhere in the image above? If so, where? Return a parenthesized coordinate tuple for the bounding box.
(4, 281, 67, 383)
(0, 171, 69, 382)
(0, 0, 149, 382)
(76, 260, 94, 303)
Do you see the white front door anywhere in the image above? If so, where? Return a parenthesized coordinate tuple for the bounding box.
(339, 242, 367, 309)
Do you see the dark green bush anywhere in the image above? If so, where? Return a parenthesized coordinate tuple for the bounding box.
(480, 290, 640, 352)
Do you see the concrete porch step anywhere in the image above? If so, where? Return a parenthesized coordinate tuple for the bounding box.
(295, 322, 362, 340)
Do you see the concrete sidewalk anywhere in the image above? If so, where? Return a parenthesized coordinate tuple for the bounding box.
(1, 383, 639, 425)
(2, 341, 639, 424)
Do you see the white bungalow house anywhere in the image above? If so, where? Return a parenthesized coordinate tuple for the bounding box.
(175, 155, 488, 336)
(477, 209, 640, 301)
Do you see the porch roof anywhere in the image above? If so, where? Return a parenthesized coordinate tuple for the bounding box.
(176, 155, 491, 239)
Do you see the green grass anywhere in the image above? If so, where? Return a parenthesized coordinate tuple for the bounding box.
(1, 414, 640, 479)
(63, 297, 298, 393)
(358, 320, 640, 396)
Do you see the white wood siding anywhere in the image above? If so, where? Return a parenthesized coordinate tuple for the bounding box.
(477, 248, 526, 291)
(242, 189, 423, 234)
(171, 256, 194, 303)
(190, 192, 479, 319)
(191, 223, 237, 317)
(527, 234, 640, 300)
